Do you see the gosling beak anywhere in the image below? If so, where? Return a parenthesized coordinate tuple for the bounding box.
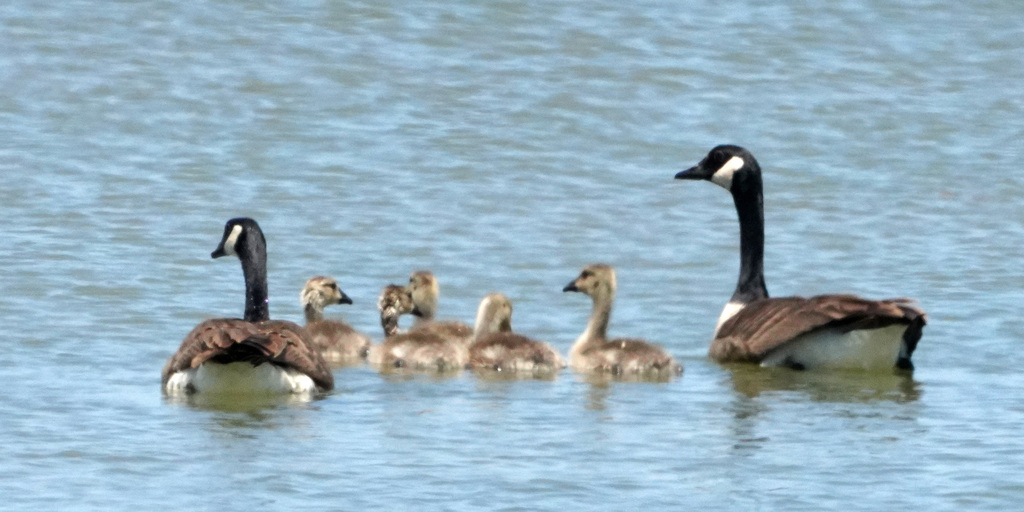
(410, 306, 424, 318)
(562, 280, 579, 293)
(338, 291, 353, 305)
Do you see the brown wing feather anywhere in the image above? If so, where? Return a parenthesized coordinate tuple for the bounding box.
(162, 318, 259, 387)
(711, 295, 927, 363)
(257, 320, 335, 391)
(162, 318, 335, 391)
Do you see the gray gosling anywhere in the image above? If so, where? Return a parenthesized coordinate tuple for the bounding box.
(300, 276, 371, 366)
(369, 284, 468, 372)
(406, 270, 474, 345)
(563, 264, 681, 377)
(468, 293, 564, 376)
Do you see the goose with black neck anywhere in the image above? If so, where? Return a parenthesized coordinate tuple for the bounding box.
(162, 218, 334, 394)
(675, 145, 926, 371)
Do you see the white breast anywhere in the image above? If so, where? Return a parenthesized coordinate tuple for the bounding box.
(164, 362, 317, 395)
(760, 324, 907, 371)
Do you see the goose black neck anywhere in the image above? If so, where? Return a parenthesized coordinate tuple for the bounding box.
(240, 232, 270, 322)
(730, 172, 769, 304)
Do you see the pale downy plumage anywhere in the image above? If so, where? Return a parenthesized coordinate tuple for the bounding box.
(563, 265, 681, 378)
(368, 284, 467, 372)
(300, 276, 371, 366)
(676, 145, 926, 371)
(468, 293, 564, 376)
(405, 270, 473, 345)
(162, 218, 333, 395)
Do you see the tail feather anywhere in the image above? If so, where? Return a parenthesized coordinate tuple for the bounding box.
(209, 335, 276, 365)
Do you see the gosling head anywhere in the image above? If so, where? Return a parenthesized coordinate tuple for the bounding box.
(674, 144, 760, 193)
(301, 276, 353, 312)
(473, 293, 513, 338)
(563, 264, 617, 300)
(407, 270, 440, 319)
(378, 284, 414, 336)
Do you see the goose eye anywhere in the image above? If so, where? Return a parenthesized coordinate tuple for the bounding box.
(580, 270, 593, 279)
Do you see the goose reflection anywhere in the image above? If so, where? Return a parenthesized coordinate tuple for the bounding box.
(726, 364, 922, 403)
(162, 390, 321, 413)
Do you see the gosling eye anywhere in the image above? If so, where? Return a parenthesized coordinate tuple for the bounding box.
(580, 270, 593, 279)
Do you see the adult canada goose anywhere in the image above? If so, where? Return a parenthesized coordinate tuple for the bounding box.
(563, 264, 681, 376)
(368, 284, 468, 371)
(162, 218, 334, 394)
(675, 145, 926, 371)
(406, 270, 473, 345)
(468, 293, 564, 375)
(300, 276, 371, 366)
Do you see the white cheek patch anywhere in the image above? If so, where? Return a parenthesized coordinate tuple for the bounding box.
(710, 156, 745, 190)
(222, 224, 243, 257)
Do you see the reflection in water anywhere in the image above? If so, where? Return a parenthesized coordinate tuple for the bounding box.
(375, 366, 464, 382)
(722, 365, 922, 458)
(725, 395, 771, 453)
(470, 367, 560, 382)
(164, 392, 324, 438)
(584, 380, 613, 412)
(726, 364, 922, 404)
(573, 369, 679, 386)
(576, 371, 677, 411)
(162, 391, 319, 413)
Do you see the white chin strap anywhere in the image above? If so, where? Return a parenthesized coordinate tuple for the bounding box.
(710, 156, 745, 190)
(221, 224, 243, 256)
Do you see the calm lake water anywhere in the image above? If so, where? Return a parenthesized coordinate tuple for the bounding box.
(2, 0, 1022, 509)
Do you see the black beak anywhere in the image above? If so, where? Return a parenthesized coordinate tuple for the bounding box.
(674, 165, 706, 180)
(339, 292, 353, 305)
(562, 280, 579, 293)
(410, 306, 424, 318)
(211, 245, 226, 259)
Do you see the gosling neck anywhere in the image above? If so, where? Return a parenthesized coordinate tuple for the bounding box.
(571, 286, 613, 357)
(412, 300, 436, 327)
(473, 304, 496, 341)
(304, 303, 324, 324)
(381, 312, 402, 337)
(473, 302, 511, 341)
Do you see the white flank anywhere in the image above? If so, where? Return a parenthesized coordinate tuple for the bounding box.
(710, 156, 745, 190)
(164, 362, 316, 395)
(760, 324, 907, 371)
(714, 301, 746, 336)
(221, 224, 243, 257)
